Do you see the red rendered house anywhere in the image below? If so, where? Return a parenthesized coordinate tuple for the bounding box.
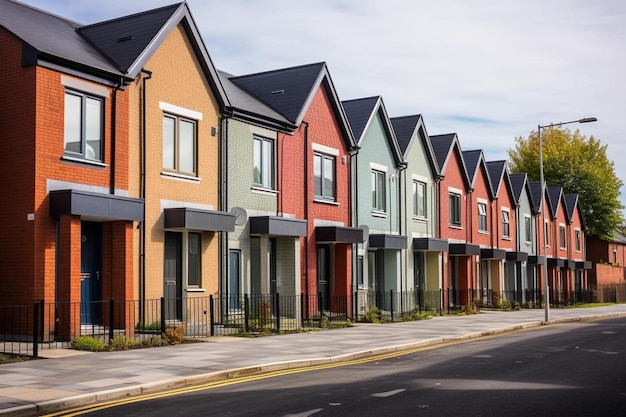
(564, 194, 590, 296)
(547, 187, 570, 302)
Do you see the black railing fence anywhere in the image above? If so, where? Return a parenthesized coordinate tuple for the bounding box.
(2, 284, 625, 357)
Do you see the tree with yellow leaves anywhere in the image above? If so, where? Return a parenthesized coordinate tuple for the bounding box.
(508, 127, 623, 240)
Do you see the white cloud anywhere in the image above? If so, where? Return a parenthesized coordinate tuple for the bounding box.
(24, 0, 626, 209)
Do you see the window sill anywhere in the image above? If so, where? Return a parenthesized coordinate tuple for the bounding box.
(502, 236, 511, 241)
(61, 155, 107, 168)
(449, 224, 463, 230)
(251, 186, 278, 196)
(412, 216, 428, 222)
(525, 241, 532, 246)
(314, 198, 339, 206)
(478, 230, 490, 235)
(186, 288, 205, 293)
(371, 210, 388, 218)
(161, 171, 201, 183)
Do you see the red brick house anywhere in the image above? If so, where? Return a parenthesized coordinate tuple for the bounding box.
(430, 134, 477, 307)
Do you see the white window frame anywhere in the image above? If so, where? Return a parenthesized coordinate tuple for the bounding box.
(524, 215, 532, 244)
(449, 192, 461, 227)
(559, 224, 566, 249)
(371, 169, 386, 212)
(575, 228, 582, 252)
(314, 152, 336, 201)
(502, 208, 510, 238)
(478, 202, 488, 232)
(253, 135, 275, 189)
(162, 113, 197, 176)
(413, 180, 427, 219)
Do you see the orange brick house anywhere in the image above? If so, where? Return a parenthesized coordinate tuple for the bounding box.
(0, 1, 232, 338)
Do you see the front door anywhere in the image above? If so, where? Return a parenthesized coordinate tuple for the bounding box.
(317, 245, 330, 312)
(229, 250, 241, 311)
(164, 232, 183, 322)
(80, 221, 102, 325)
(414, 251, 425, 308)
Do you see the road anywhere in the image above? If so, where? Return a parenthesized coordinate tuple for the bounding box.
(71, 317, 626, 417)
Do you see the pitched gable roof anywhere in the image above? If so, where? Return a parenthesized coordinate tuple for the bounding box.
(218, 70, 294, 132)
(485, 160, 515, 203)
(564, 193, 586, 228)
(390, 114, 440, 178)
(509, 173, 529, 206)
(1, 1, 229, 108)
(78, 4, 181, 74)
(429, 133, 470, 188)
(342, 96, 404, 166)
(547, 186, 564, 219)
(230, 62, 355, 148)
(462, 149, 495, 196)
(0, 0, 120, 75)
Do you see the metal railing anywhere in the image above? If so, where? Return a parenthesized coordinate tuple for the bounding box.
(2, 284, 624, 357)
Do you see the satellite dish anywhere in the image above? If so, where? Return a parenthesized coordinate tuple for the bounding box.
(231, 207, 248, 226)
(359, 225, 369, 243)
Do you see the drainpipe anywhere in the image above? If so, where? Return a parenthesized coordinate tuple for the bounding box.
(139, 69, 152, 322)
(302, 121, 309, 299)
(219, 116, 229, 298)
(109, 80, 119, 195)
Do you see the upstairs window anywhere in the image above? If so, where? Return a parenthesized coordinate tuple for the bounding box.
(253, 136, 275, 189)
(371, 170, 386, 212)
(478, 202, 487, 232)
(502, 210, 510, 238)
(64, 90, 103, 161)
(449, 193, 461, 226)
(525, 216, 532, 243)
(560, 225, 566, 249)
(413, 181, 427, 219)
(575, 229, 582, 252)
(163, 114, 197, 175)
(544, 220, 550, 248)
(314, 152, 336, 201)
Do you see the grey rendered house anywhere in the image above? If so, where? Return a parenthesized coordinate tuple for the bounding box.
(218, 70, 306, 312)
(391, 114, 446, 310)
(509, 173, 543, 304)
(343, 96, 407, 314)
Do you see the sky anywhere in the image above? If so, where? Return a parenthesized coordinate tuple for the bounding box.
(23, 0, 626, 208)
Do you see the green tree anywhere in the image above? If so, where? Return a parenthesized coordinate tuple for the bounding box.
(508, 127, 623, 240)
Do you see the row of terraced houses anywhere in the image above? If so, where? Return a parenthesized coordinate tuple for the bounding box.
(0, 1, 596, 340)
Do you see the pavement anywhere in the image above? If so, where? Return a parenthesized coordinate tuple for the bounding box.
(2, 304, 626, 417)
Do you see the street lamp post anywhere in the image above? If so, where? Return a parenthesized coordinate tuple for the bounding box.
(538, 117, 597, 323)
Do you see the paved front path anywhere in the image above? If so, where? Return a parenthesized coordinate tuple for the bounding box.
(2, 305, 626, 416)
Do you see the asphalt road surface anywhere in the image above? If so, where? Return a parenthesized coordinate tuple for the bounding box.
(76, 317, 626, 417)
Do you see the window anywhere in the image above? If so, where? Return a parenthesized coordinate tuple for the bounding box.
(544, 220, 550, 247)
(357, 255, 364, 287)
(478, 202, 487, 232)
(449, 193, 461, 226)
(163, 114, 197, 175)
(575, 230, 581, 252)
(371, 170, 386, 211)
(525, 216, 532, 243)
(502, 210, 510, 238)
(560, 225, 566, 249)
(187, 233, 201, 286)
(64, 90, 103, 161)
(314, 152, 336, 200)
(253, 136, 275, 188)
(413, 181, 427, 218)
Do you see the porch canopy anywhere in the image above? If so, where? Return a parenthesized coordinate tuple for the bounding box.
(369, 234, 408, 249)
(506, 251, 529, 262)
(528, 255, 546, 265)
(575, 260, 592, 269)
(316, 226, 364, 243)
(547, 258, 566, 268)
(50, 189, 143, 221)
(481, 248, 506, 260)
(164, 207, 235, 232)
(250, 216, 307, 237)
(449, 243, 480, 256)
(413, 237, 448, 252)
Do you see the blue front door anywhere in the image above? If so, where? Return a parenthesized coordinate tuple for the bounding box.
(80, 221, 102, 324)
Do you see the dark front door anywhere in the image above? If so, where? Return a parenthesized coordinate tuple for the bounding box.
(164, 232, 183, 322)
(80, 221, 102, 325)
(317, 245, 330, 312)
(229, 250, 241, 311)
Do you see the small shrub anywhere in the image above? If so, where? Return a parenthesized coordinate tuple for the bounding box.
(492, 293, 502, 309)
(363, 307, 383, 323)
(320, 315, 329, 328)
(501, 300, 512, 310)
(141, 337, 167, 347)
(163, 324, 186, 344)
(71, 335, 106, 352)
(109, 335, 137, 350)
